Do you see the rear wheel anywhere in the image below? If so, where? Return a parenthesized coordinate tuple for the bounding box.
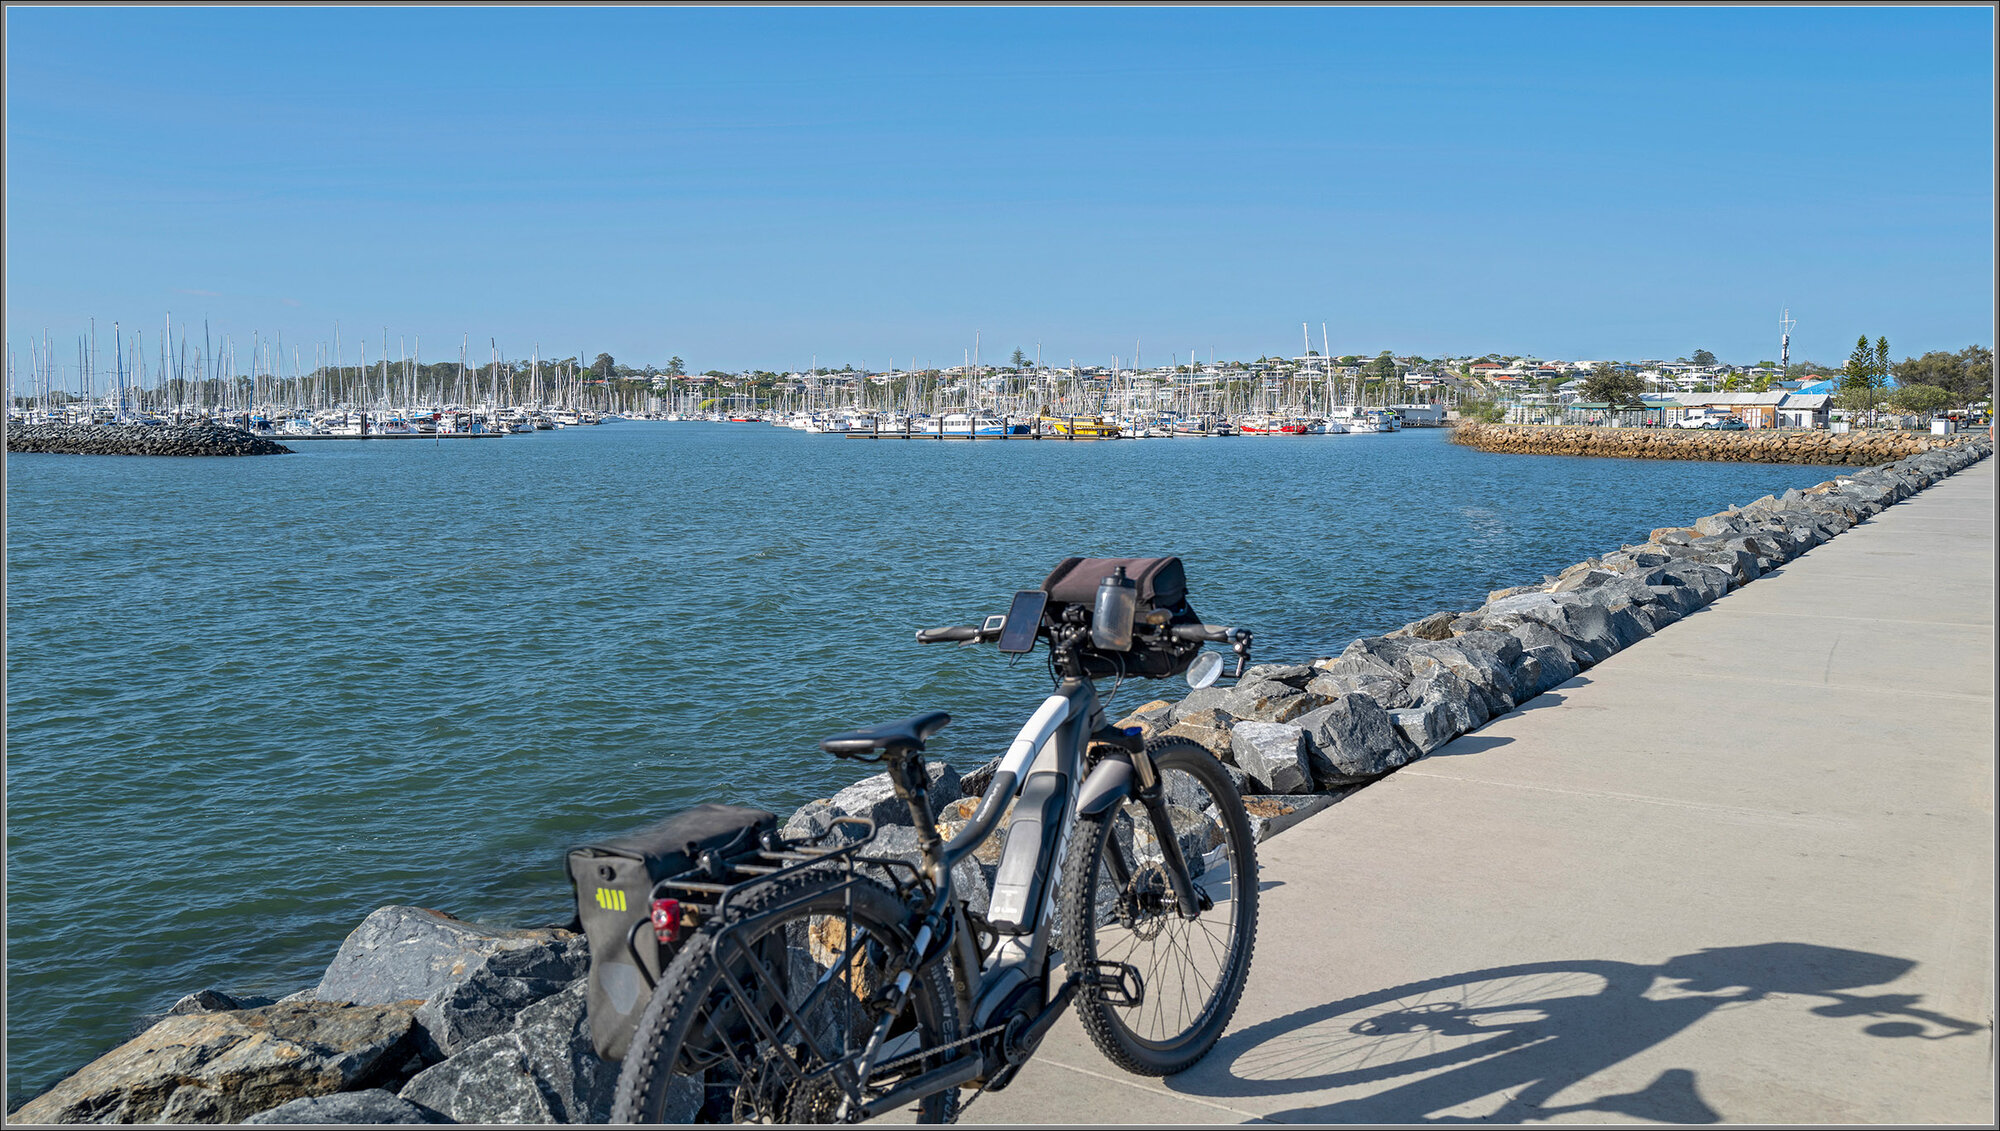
(611, 868, 960, 1124)
(1060, 736, 1259, 1076)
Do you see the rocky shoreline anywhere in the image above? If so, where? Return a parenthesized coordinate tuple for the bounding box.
(5, 422, 293, 456)
(1452, 421, 1981, 464)
(13, 435, 1990, 1125)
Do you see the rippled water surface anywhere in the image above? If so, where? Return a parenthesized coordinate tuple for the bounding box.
(6, 424, 1845, 1099)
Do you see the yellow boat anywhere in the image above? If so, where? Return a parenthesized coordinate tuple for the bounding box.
(1038, 415, 1123, 438)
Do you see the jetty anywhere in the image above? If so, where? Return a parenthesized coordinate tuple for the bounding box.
(4, 422, 292, 456)
(971, 458, 1994, 1123)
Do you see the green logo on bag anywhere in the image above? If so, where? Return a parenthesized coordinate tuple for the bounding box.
(595, 887, 627, 912)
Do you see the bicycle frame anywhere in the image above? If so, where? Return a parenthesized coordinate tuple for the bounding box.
(669, 673, 1209, 1121)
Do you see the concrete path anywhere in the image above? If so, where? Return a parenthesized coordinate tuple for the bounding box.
(972, 459, 1994, 1125)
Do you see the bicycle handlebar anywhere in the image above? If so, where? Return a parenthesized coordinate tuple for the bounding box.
(915, 625, 996, 644)
(1168, 624, 1250, 644)
(922, 621, 1246, 647)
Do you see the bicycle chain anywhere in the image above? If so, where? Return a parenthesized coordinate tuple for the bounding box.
(869, 1019, 1008, 1076)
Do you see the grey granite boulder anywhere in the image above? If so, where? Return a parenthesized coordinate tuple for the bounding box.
(1386, 700, 1456, 755)
(1168, 685, 1235, 724)
(1236, 663, 1316, 687)
(1407, 665, 1487, 735)
(1693, 511, 1749, 537)
(245, 1088, 445, 1124)
(1295, 694, 1410, 784)
(1406, 641, 1516, 717)
(413, 931, 590, 1059)
(828, 762, 963, 828)
(1517, 644, 1579, 699)
(1231, 794, 1338, 842)
(1335, 635, 1422, 677)
(1220, 679, 1318, 723)
(1304, 668, 1412, 710)
(1504, 618, 1581, 667)
(1448, 629, 1524, 668)
(1229, 722, 1313, 794)
(854, 822, 993, 914)
(1645, 583, 1701, 617)
(313, 906, 586, 1065)
(1656, 562, 1730, 606)
(399, 980, 626, 1124)
(782, 797, 852, 844)
(315, 907, 584, 1011)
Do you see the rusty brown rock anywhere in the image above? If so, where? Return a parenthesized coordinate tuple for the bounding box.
(1450, 423, 1976, 465)
(11, 1000, 420, 1124)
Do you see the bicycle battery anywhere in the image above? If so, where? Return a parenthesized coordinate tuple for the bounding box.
(986, 772, 1071, 934)
(566, 803, 776, 1061)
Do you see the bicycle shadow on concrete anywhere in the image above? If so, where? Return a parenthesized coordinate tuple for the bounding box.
(1169, 942, 1984, 1123)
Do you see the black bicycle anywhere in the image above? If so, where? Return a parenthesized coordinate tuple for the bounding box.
(611, 557, 1260, 1123)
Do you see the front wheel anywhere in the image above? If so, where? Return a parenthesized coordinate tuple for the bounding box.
(1060, 736, 1259, 1076)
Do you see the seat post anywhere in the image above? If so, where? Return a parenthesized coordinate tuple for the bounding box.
(885, 751, 944, 862)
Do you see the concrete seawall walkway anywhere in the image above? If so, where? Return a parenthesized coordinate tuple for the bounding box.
(974, 459, 1994, 1125)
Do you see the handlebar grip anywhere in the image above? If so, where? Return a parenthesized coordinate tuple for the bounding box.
(916, 625, 981, 644)
(1169, 624, 1249, 644)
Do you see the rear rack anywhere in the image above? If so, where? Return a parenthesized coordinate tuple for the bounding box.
(649, 815, 929, 920)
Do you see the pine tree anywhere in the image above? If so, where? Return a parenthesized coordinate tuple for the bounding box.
(1840, 335, 1884, 424)
(1844, 335, 1873, 386)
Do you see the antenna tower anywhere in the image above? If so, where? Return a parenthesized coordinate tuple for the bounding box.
(1779, 308, 1795, 371)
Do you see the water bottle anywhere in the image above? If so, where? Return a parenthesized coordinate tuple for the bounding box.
(1091, 566, 1138, 651)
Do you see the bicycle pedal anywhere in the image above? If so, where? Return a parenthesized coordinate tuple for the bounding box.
(1090, 961, 1144, 1007)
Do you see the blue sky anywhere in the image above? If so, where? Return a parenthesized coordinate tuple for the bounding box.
(5, 6, 1993, 378)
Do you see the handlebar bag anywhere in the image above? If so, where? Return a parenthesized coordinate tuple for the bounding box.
(1041, 556, 1202, 678)
(1041, 555, 1189, 611)
(567, 802, 776, 1060)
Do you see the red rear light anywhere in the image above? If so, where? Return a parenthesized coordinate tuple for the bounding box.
(650, 898, 684, 944)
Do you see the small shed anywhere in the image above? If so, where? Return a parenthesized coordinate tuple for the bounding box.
(1777, 393, 1831, 430)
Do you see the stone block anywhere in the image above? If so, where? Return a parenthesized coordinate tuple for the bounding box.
(399, 980, 624, 1124)
(1295, 694, 1411, 784)
(244, 1089, 445, 1124)
(1229, 722, 1313, 795)
(1386, 700, 1456, 754)
(315, 907, 584, 1011)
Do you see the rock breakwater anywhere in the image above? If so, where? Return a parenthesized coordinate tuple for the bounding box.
(5, 422, 292, 456)
(1452, 421, 1979, 465)
(13, 436, 1991, 1124)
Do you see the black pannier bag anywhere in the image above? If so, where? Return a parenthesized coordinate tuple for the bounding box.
(567, 803, 776, 1061)
(1040, 556, 1202, 678)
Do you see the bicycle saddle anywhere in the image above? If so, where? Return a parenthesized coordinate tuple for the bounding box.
(819, 710, 951, 757)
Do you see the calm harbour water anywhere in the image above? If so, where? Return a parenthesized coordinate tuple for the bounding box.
(5, 423, 1846, 1101)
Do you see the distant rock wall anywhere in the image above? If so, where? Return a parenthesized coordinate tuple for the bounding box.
(1452, 421, 1980, 465)
(5, 422, 292, 456)
(12, 436, 1992, 1124)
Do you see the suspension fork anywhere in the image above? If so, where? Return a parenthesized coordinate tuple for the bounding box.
(1097, 729, 1203, 920)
